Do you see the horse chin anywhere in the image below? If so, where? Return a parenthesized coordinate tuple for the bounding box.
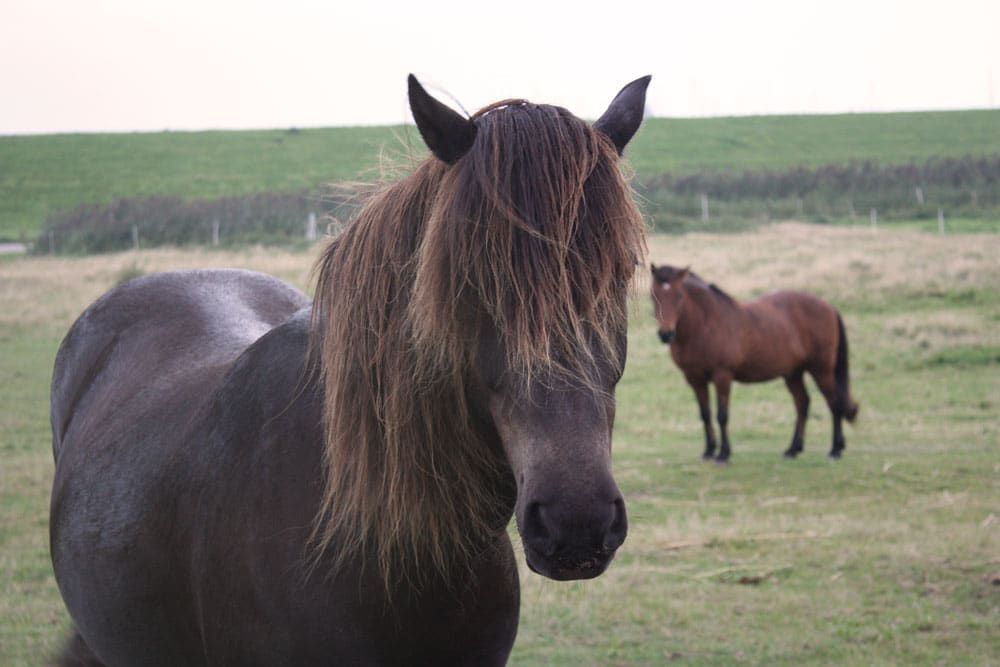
(523, 547, 615, 581)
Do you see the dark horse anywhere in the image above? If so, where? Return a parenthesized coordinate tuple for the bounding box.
(650, 264, 859, 462)
(49, 75, 650, 665)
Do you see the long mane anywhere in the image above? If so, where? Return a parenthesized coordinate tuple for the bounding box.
(657, 264, 738, 307)
(688, 271, 737, 306)
(310, 100, 646, 583)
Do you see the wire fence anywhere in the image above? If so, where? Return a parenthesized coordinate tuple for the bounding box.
(635, 155, 1000, 233)
(31, 188, 363, 255)
(638, 188, 999, 234)
(25, 155, 1000, 254)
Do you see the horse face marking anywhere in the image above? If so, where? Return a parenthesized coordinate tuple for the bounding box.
(651, 269, 688, 342)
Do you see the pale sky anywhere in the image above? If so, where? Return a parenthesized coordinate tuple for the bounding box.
(2, 0, 998, 134)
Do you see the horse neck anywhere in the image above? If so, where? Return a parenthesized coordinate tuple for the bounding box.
(677, 283, 738, 339)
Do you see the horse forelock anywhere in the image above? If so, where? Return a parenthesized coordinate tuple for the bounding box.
(309, 100, 645, 587)
(413, 102, 646, 390)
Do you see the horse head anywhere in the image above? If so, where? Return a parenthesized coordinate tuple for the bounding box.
(407, 75, 650, 580)
(650, 264, 690, 344)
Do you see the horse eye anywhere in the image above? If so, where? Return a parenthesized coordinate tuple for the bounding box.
(477, 354, 506, 393)
(488, 373, 506, 393)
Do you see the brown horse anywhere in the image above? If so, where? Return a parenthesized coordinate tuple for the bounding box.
(49, 75, 650, 666)
(650, 264, 858, 461)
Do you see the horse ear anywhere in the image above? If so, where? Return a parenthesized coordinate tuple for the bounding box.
(676, 266, 691, 282)
(408, 74, 477, 165)
(594, 75, 652, 154)
(650, 262, 658, 274)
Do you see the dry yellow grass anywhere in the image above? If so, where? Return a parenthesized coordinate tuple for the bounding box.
(4, 224, 997, 332)
(0, 246, 321, 330)
(645, 222, 1000, 300)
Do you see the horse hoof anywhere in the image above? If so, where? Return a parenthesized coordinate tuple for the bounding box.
(702, 453, 715, 461)
(829, 450, 843, 459)
(783, 450, 800, 459)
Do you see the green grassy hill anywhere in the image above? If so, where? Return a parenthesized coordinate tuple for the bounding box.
(626, 109, 1000, 174)
(0, 126, 401, 240)
(2, 109, 999, 239)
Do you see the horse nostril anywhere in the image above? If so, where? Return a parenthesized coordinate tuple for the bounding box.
(603, 498, 628, 552)
(658, 329, 674, 344)
(522, 502, 556, 557)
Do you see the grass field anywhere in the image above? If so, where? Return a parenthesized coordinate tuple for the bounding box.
(1, 225, 998, 665)
(3, 109, 1000, 239)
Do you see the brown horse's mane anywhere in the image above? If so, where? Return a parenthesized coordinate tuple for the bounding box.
(688, 278, 737, 317)
(656, 264, 738, 307)
(310, 100, 646, 584)
(695, 275, 738, 307)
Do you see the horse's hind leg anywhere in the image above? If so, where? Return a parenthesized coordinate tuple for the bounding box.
(687, 376, 716, 459)
(56, 629, 105, 667)
(812, 368, 846, 458)
(783, 371, 809, 458)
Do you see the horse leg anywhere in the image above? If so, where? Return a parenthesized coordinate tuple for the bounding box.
(812, 368, 846, 458)
(688, 378, 716, 459)
(830, 414, 845, 459)
(713, 372, 733, 462)
(783, 371, 809, 458)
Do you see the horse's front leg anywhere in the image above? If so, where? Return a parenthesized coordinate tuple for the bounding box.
(713, 371, 733, 463)
(687, 377, 716, 459)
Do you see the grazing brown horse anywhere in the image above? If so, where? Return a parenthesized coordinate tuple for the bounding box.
(49, 74, 650, 666)
(650, 264, 858, 461)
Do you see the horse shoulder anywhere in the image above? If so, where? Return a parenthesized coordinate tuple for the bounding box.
(667, 294, 729, 377)
(670, 312, 709, 373)
(182, 308, 339, 661)
(186, 311, 520, 664)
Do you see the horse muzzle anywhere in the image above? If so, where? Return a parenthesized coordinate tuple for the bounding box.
(519, 497, 627, 581)
(658, 329, 675, 344)
(523, 545, 617, 581)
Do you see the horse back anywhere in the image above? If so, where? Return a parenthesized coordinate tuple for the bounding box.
(50, 269, 309, 458)
(738, 290, 839, 379)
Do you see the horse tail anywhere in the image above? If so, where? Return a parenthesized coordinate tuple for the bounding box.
(55, 628, 105, 666)
(834, 312, 859, 423)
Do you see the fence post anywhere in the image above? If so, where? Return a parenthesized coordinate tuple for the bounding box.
(915, 187, 924, 205)
(700, 194, 709, 221)
(49, 231, 55, 255)
(848, 197, 856, 220)
(306, 212, 317, 241)
(869, 208, 877, 230)
(132, 225, 139, 250)
(796, 197, 804, 218)
(937, 208, 945, 235)
(212, 220, 220, 247)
